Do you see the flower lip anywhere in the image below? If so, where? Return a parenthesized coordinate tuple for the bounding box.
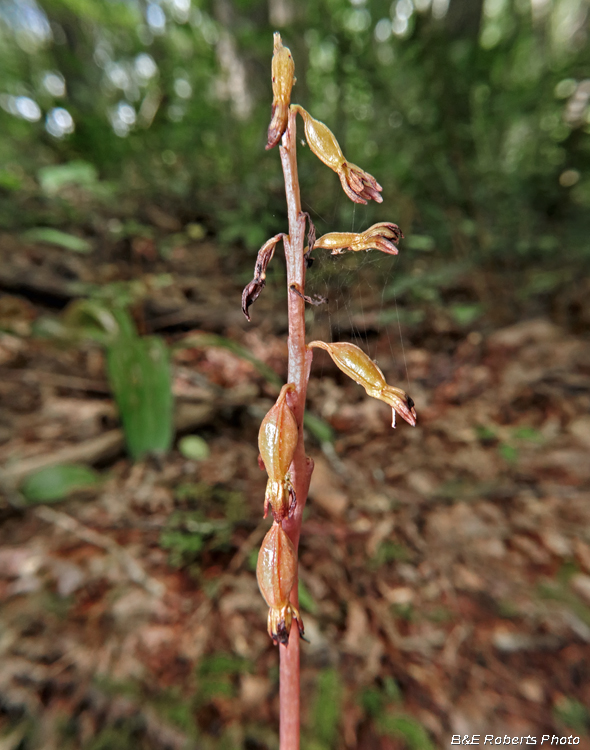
(338, 162, 383, 205)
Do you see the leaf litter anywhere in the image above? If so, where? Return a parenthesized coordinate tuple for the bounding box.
(0, 233, 589, 749)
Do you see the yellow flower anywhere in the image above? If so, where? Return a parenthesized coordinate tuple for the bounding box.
(266, 33, 295, 150)
(257, 521, 303, 645)
(294, 106, 383, 205)
(308, 341, 416, 427)
(313, 222, 403, 256)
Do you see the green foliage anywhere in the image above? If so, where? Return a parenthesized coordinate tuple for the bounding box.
(20, 463, 102, 502)
(370, 540, 410, 569)
(178, 435, 210, 461)
(377, 713, 434, 750)
(51, 293, 174, 461)
(106, 335, 173, 460)
(37, 161, 99, 195)
(160, 482, 247, 568)
(297, 578, 317, 614)
(195, 653, 252, 706)
(0, 0, 587, 289)
(553, 696, 590, 735)
(21, 226, 92, 253)
(307, 669, 343, 750)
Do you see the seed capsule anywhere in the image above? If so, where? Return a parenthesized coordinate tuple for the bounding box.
(258, 383, 299, 520)
(308, 341, 417, 427)
(266, 33, 295, 150)
(256, 521, 303, 645)
(294, 106, 383, 204)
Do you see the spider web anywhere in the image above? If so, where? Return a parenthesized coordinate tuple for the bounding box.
(302, 197, 411, 393)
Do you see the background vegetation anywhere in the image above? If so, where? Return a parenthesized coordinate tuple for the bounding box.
(1, 0, 589, 275)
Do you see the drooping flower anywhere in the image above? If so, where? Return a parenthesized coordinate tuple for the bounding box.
(313, 222, 403, 256)
(266, 33, 295, 150)
(258, 383, 299, 520)
(308, 341, 416, 427)
(293, 106, 383, 205)
(257, 521, 303, 645)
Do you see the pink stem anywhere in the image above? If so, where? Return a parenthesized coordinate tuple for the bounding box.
(278, 106, 314, 750)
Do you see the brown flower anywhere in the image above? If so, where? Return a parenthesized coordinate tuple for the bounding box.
(308, 341, 416, 427)
(313, 222, 403, 256)
(258, 384, 298, 521)
(256, 521, 303, 645)
(266, 33, 295, 150)
(294, 106, 383, 205)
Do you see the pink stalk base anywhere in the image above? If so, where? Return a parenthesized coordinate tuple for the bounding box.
(278, 107, 314, 750)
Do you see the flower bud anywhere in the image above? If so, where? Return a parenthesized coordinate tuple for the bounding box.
(266, 33, 295, 150)
(314, 222, 403, 256)
(258, 383, 299, 520)
(294, 106, 383, 204)
(256, 521, 303, 645)
(308, 341, 417, 427)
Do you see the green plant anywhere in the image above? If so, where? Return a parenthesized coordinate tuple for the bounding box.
(246, 34, 416, 750)
(58, 293, 174, 460)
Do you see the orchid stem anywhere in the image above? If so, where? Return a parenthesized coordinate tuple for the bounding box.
(278, 105, 313, 750)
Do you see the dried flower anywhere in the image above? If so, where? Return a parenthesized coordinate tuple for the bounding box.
(294, 106, 383, 205)
(259, 383, 299, 521)
(242, 233, 285, 321)
(266, 33, 295, 150)
(313, 222, 403, 256)
(308, 341, 416, 427)
(257, 521, 303, 645)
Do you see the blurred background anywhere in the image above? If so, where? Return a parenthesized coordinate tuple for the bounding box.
(1, 0, 590, 748)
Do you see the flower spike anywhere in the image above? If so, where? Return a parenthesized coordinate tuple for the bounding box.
(266, 33, 295, 150)
(257, 521, 304, 645)
(258, 384, 299, 521)
(308, 341, 416, 427)
(314, 222, 403, 256)
(293, 106, 383, 205)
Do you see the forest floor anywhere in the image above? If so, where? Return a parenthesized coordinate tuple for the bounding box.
(1, 224, 590, 750)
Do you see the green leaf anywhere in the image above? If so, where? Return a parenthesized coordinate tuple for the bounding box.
(450, 303, 483, 326)
(21, 228, 92, 254)
(498, 443, 518, 464)
(303, 411, 334, 445)
(311, 670, 342, 747)
(21, 464, 102, 503)
(405, 234, 435, 251)
(62, 300, 136, 345)
(37, 161, 98, 195)
(553, 697, 590, 735)
(178, 435, 210, 461)
(106, 336, 174, 460)
(377, 714, 434, 750)
(298, 579, 317, 614)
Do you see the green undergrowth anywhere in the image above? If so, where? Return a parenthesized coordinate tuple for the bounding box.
(160, 482, 247, 571)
